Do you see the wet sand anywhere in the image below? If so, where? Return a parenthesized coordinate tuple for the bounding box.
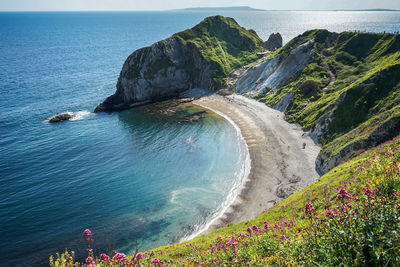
(192, 94, 321, 232)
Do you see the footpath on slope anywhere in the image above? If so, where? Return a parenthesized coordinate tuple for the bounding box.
(322, 47, 337, 92)
(192, 94, 321, 233)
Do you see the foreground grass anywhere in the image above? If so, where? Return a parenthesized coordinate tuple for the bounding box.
(51, 135, 400, 266)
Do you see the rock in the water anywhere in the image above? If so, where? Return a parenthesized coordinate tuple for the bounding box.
(262, 33, 283, 51)
(49, 113, 73, 123)
(94, 15, 263, 112)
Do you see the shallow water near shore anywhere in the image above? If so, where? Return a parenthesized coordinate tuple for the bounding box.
(1, 10, 400, 266)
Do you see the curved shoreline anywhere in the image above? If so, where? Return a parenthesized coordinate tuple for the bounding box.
(189, 94, 321, 235)
(182, 102, 252, 241)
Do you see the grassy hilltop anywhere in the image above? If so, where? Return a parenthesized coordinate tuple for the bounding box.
(173, 15, 263, 87)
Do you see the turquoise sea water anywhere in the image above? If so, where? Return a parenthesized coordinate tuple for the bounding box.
(1, 10, 400, 266)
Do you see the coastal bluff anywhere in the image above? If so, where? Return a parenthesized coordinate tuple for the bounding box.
(95, 16, 266, 112)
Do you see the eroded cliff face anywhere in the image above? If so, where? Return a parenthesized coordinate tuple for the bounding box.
(94, 15, 263, 112)
(95, 38, 213, 112)
(235, 40, 315, 95)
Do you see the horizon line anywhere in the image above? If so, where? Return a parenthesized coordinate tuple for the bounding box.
(0, 8, 399, 12)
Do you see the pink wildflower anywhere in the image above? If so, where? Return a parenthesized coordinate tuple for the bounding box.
(82, 229, 92, 237)
(151, 258, 160, 264)
(85, 256, 94, 264)
(364, 188, 373, 195)
(393, 189, 399, 196)
(246, 227, 252, 234)
(305, 202, 315, 214)
(136, 252, 143, 260)
(325, 209, 334, 216)
(113, 252, 126, 261)
(100, 253, 110, 261)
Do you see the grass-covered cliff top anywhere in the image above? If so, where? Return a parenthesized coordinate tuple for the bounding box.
(173, 15, 263, 87)
(256, 30, 400, 170)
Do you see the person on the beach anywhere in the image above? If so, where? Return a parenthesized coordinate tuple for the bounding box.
(302, 142, 306, 149)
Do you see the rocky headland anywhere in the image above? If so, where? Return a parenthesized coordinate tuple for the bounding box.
(94, 16, 268, 112)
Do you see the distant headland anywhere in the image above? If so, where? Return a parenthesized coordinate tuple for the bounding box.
(172, 6, 265, 12)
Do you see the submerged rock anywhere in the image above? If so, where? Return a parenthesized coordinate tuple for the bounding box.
(95, 15, 263, 112)
(48, 113, 73, 123)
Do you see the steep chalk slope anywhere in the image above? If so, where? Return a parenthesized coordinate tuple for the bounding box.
(236, 40, 314, 95)
(94, 16, 263, 112)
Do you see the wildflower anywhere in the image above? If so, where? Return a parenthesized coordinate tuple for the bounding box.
(136, 252, 143, 259)
(305, 202, 315, 214)
(100, 253, 110, 261)
(394, 189, 399, 196)
(364, 188, 373, 195)
(82, 229, 92, 237)
(338, 188, 352, 199)
(85, 256, 94, 264)
(246, 227, 252, 234)
(113, 252, 126, 261)
(325, 209, 334, 216)
(86, 248, 93, 253)
(151, 258, 160, 264)
(65, 257, 72, 262)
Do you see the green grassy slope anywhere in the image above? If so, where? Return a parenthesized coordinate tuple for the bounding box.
(173, 16, 263, 88)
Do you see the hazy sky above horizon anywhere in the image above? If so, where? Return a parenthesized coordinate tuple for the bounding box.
(1, 0, 399, 11)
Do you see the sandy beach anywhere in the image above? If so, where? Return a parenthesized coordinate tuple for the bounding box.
(192, 94, 321, 232)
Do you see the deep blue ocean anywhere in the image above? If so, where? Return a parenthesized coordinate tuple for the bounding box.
(1, 10, 399, 266)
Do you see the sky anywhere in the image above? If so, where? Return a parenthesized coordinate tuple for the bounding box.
(0, 0, 399, 11)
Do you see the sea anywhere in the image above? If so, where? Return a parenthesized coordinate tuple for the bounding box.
(1, 10, 399, 266)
